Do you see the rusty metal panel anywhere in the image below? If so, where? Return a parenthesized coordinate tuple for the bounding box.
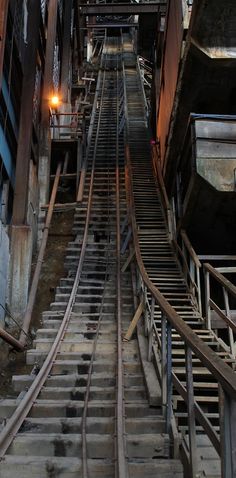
(194, 118, 236, 192)
(157, 0, 184, 166)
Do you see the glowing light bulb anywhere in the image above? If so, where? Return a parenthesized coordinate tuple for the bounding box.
(50, 95, 60, 107)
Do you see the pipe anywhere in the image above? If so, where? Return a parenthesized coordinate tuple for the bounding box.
(0, 327, 24, 352)
(19, 162, 62, 346)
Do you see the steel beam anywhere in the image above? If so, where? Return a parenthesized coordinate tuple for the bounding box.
(41, 0, 58, 129)
(85, 23, 138, 29)
(12, 0, 41, 225)
(79, 2, 166, 15)
(0, 0, 9, 92)
(61, 0, 73, 102)
(39, 0, 58, 207)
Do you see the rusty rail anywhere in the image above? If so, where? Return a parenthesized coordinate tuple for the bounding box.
(19, 161, 62, 346)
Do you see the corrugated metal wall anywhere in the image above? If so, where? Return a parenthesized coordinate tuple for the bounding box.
(157, 0, 184, 167)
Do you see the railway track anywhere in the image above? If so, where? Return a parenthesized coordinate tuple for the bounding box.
(0, 37, 183, 478)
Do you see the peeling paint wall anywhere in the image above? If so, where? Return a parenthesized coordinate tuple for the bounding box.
(157, 0, 184, 165)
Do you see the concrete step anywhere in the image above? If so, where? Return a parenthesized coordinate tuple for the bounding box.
(0, 400, 159, 419)
(128, 459, 183, 477)
(7, 433, 114, 458)
(24, 371, 143, 388)
(0, 456, 114, 478)
(7, 433, 169, 459)
(35, 329, 117, 340)
(18, 416, 165, 435)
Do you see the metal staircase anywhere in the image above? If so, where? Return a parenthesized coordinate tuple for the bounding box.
(123, 37, 236, 478)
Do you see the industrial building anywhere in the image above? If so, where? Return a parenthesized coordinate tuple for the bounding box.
(0, 1, 235, 476)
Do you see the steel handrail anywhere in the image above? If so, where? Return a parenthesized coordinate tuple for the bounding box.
(204, 263, 236, 300)
(125, 143, 236, 399)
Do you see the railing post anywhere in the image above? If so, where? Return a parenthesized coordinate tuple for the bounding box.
(144, 286, 149, 337)
(222, 288, 235, 356)
(161, 313, 167, 416)
(219, 385, 236, 478)
(185, 345, 197, 478)
(190, 257, 195, 283)
(204, 268, 211, 329)
(148, 296, 155, 362)
(166, 320, 172, 434)
(161, 314, 172, 433)
(196, 266, 202, 315)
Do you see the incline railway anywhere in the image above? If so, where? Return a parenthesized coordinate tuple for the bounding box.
(0, 34, 236, 478)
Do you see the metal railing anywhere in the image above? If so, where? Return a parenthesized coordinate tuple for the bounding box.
(204, 263, 236, 358)
(50, 112, 83, 140)
(125, 143, 236, 478)
(179, 229, 202, 315)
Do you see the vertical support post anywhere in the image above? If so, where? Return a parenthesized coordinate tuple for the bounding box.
(144, 286, 149, 337)
(87, 28, 93, 62)
(74, 4, 86, 66)
(185, 345, 197, 478)
(166, 320, 172, 434)
(204, 269, 211, 330)
(196, 266, 202, 315)
(223, 288, 235, 356)
(76, 137, 83, 191)
(38, 0, 58, 207)
(61, 0, 73, 103)
(12, 0, 41, 225)
(161, 313, 167, 415)
(219, 385, 236, 478)
(0, 0, 9, 92)
(189, 257, 194, 281)
(148, 296, 155, 362)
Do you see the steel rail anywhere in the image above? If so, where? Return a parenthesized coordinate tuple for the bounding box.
(125, 144, 236, 399)
(19, 161, 62, 346)
(115, 53, 128, 478)
(0, 79, 105, 460)
(81, 41, 113, 478)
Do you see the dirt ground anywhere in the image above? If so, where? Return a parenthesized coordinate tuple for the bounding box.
(0, 206, 75, 398)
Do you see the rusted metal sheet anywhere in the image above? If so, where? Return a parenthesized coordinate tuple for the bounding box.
(194, 118, 236, 192)
(157, 0, 184, 166)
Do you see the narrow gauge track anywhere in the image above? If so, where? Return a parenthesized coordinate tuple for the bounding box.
(0, 37, 128, 477)
(0, 36, 183, 478)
